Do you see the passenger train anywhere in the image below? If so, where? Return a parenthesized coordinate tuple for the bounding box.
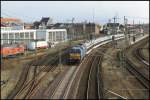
(66, 34, 124, 64)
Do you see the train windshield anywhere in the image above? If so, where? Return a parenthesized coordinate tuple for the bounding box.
(70, 49, 81, 53)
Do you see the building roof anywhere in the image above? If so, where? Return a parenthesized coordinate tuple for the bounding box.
(107, 23, 119, 27)
(40, 17, 49, 23)
(1, 18, 22, 23)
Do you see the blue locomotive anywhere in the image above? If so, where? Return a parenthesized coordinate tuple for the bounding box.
(66, 44, 87, 63)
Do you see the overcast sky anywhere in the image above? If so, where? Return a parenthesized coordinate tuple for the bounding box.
(1, 1, 149, 24)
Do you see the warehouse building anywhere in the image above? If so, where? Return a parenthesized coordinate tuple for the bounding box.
(1, 29, 67, 45)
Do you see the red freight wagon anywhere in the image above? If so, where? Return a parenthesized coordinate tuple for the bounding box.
(1, 44, 25, 58)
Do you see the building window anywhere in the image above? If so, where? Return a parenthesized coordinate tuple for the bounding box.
(20, 32, 24, 39)
(14, 33, 19, 43)
(49, 32, 53, 41)
(63, 31, 66, 40)
(9, 33, 14, 39)
(60, 32, 63, 40)
(3, 33, 8, 44)
(25, 32, 29, 39)
(9, 33, 14, 43)
(30, 32, 34, 39)
(15, 33, 19, 39)
(53, 32, 56, 41)
(56, 31, 61, 41)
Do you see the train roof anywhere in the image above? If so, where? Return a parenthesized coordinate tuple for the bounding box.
(72, 45, 85, 49)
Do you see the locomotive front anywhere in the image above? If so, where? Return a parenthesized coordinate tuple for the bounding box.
(67, 45, 86, 64)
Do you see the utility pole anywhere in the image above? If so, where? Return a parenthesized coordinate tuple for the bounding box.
(132, 20, 135, 38)
(113, 17, 116, 33)
(124, 16, 129, 47)
(112, 16, 118, 48)
(121, 17, 128, 92)
(113, 16, 117, 35)
(139, 21, 140, 35)
(142, 22, 144, 36)
(67, 18, 74, 47)
(112, 17, 115, 48)
(72, 18, 75, 40)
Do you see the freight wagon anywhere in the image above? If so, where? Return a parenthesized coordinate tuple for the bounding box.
(1, 44, 25, 58)
(27, 41, 49, 50)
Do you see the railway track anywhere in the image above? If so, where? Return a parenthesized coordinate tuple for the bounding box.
(86, 54, 103, 99)
(41, 53, 92, 99)
(133, 40, 149, 67)
(135, 42, 149, 66)
(6, 41, 85, 99)
(24, 56, 58, 99)
(48, 53, 96, 99)
(41, 66, 70, 99)
(123, 37, 149, 89)
(7, 47, 68, 99)
(7, 60, 52, 99)
(24, 48, 70, 99)
(63, 53, 96, 99)
(75, 44, 110, 99)
(140, 47, 149, 63)
(39, 43, 110, 99)
(20, 51, 68, 99)
(134, 48, 149, 66)
(5, 37, 125, 99)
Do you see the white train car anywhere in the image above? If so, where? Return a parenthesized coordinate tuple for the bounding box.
(27, 41, 49, 50)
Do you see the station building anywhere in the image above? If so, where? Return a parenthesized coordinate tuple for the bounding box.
(1, 29, 67, 45)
